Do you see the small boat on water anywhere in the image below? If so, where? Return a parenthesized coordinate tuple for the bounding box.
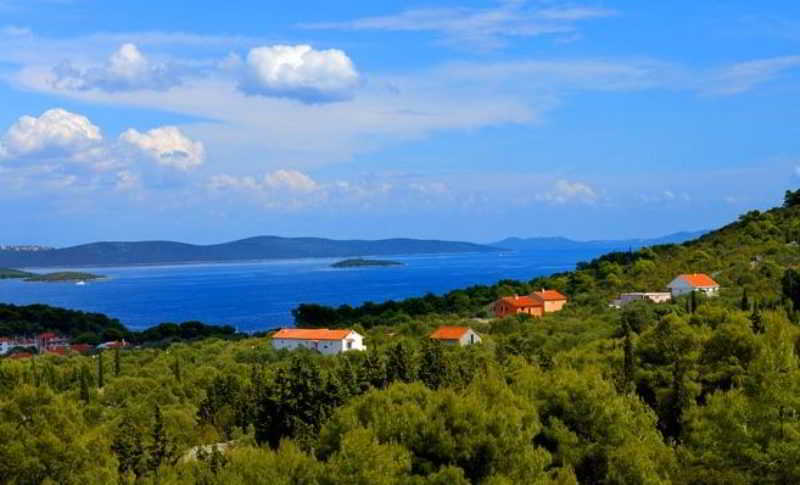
(75, 281, 86, 286)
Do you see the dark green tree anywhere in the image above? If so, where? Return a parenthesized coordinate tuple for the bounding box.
(750, 301, 765, 334)
(784, 189, 800, 208)
(740, 288, 750, 311)
(114, 346, 121, 377)
(79, 365, 91, 403)
(386, 341, 416, 383)
(781, 268, 800, 310)
(97, 351, 104, 388)
(690, 290, 698, 314)
(111, 415, 145, 481)
(623, 324, 636, 393)
(171, 358, 181, 382)
(255, 353, 332, 448)
(147, 405, 175, 477)
(419, 341, 448, 390)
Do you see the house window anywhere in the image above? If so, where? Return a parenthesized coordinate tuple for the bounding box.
(347, 340, 353, 349)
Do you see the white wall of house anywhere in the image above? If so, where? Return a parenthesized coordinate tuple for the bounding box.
(458, 329, 481, 346)
(0, 341, 9, 355)
(272, 331, 366, 355)
(438, 329, 482, 346)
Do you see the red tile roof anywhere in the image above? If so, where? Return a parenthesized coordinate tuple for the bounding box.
(272, 328, 353, 341)
(47, 348, 67, 356)
(678, 273, 719, 288)
(70, 344, 93, 354)
(8, 353, 32, 360)
(532, 290, 568, 301)
(38, 332, 58, 339)
(430, 326, 470, 340)
(498, 296, 542, 308)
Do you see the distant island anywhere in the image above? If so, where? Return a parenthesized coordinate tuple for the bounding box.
(491, 230, 708, 252)
(0, 268, 104, 282)
(0, 268, 35, 279)
(331, 258, 404, 268)
(0, 236, 501, 268)
(25, 271, 104, 282)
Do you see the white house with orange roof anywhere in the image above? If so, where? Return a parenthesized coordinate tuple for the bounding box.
(429, 326, 481, 346)
(271, 328, 366, 355)
(531, 289, 568, 313)
(667, 273, 720, 297)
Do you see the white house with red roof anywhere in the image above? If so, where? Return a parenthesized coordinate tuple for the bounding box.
(271, 328, 366, 355)
(430, 326, 481, 346)
(667, 273, 720, 297)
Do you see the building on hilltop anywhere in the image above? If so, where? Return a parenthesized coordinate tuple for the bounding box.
(429, 326, 481, 346)
(531, 289, 568, 313)
(667, 273, 720, 297)
(492, 295, 544, 318)
(492, 289, 569, 318)
(271, 328, 366, 355)
(611, 292, 673, 308)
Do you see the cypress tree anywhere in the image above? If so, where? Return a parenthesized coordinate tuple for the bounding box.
(741, 288, 750, 311)
(31, 356, 39, 387)
(114, 347, 121, 377)
(690, 290, 697, 314)
(148, 405, 174, 476)
(79, 366, 91, 403)
(111, 415, 144, 480)
(98, 351, 104, 388)
(751, 300, 765, 334)
(171, 358, 181, 382)
(623, 324, 636, 393)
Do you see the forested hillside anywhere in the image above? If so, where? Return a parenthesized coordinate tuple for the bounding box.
(3, 191, 800, 484)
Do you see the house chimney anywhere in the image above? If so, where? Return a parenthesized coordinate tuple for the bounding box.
(514, 294, 518, 300)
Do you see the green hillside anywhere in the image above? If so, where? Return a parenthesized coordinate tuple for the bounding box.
(295, 190, 800, 327)
(3, 190, 800, 484)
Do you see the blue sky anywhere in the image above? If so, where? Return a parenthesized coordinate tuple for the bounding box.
(1, 0, 799, 246)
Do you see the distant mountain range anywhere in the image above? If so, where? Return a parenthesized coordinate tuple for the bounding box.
(491, 230, 708, 252)
(0, 236, 501, 268)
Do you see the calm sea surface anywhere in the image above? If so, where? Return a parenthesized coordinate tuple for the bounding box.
(0, 249, 606, 332)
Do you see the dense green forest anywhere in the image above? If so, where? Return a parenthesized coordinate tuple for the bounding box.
(0, 303, 237, 346)
(3, 190, 800, 483)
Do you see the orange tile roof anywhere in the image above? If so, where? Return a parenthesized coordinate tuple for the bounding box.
(532, 290, 568, 301)
(430, 326, 470, 340)
(498, 296, 542, 308)
(678, 273, 719, 288)
(8, 353, 32, 360)
(272, 328, 353, 341)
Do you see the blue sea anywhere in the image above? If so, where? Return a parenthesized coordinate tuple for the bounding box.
(0, 249, 605, 332)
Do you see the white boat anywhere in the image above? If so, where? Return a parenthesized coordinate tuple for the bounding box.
(75, 281, 86, 286)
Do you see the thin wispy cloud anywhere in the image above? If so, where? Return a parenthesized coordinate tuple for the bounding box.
(299, 1, 616, 49)
(708, 55, 800, 95)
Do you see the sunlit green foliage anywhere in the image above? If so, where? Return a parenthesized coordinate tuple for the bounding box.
(4, 192, 800, 483)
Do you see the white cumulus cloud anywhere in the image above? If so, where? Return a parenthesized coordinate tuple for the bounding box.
(0, 108, 103, 160)
(537, 179, 597, 204)
(51, 43, 181, 92)
(120, 126, 205, 170)
(239, 44, 360, 103)
(264, 169, 319, 192)
(210, 169, 318, 194)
